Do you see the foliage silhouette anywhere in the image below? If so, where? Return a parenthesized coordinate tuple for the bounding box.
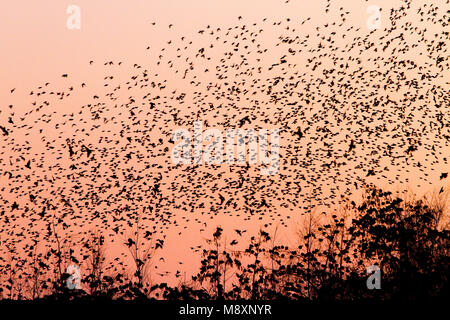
(0, 187, 448, 301)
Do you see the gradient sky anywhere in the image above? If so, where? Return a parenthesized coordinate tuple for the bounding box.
(1, 0, 382, 96)
(1, 0, 448, 287)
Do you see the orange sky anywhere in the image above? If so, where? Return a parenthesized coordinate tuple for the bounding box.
(0, 0, 448, 288)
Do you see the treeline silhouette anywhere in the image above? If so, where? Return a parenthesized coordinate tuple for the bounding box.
(0, 186, 448, 302)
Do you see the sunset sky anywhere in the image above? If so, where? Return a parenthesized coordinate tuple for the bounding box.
(1, 0, 448, 286)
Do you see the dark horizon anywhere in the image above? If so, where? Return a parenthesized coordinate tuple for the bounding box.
(0, 0, 448, 309)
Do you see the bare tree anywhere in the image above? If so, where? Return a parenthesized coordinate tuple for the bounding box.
(84, 230, 107, 295)
(124, 208, 157, 295)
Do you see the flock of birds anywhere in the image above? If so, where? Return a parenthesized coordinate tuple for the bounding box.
(0, 0, 448, 280)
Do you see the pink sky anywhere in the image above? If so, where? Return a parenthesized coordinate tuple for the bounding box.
(0, 0, 448, 288)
